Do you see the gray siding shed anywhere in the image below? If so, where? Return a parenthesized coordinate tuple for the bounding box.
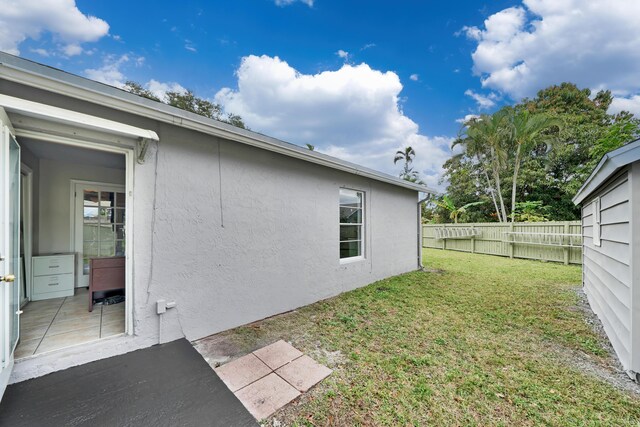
(574, 139, 640, 376)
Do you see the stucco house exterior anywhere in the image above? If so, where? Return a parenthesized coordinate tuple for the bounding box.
(573, 139, 640, 379)
(0, 52, 434, 396)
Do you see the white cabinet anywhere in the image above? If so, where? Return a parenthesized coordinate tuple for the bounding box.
(31, 254, 75, 301)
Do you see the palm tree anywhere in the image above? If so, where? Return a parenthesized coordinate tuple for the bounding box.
(463, 112, 511, 222)
(435, 195, 485, 223)
(508, 111, 561, 221)
(394, 146, 416, 178)
(451, 137, 501, 223)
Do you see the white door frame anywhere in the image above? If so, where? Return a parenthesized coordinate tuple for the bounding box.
(13, 134, 135, 337)
(71, 180, 126, 288)
(20, 164, 33, 306)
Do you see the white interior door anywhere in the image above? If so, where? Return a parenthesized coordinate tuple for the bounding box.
(74, 182, 126, 288)
(0, 110, 21, 399)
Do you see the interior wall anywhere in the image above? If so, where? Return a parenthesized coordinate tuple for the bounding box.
(19, 144, 39, 253)
(37, 158, 125, 255)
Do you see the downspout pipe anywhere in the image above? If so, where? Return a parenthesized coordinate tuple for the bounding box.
(417, 193, 432, 269)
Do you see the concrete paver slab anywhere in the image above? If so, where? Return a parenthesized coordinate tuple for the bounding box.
(215, 353, 272, 392)
(252, 339, 303, 370)
(234, 373, 301, 420)
(275, 354, 333, 392)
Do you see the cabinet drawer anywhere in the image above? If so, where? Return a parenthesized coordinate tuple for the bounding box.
(33, 274, 74, 295)
(33, 256, 74, 276)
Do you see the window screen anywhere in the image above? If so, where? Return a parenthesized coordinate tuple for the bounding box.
(339, 188, 364, 259)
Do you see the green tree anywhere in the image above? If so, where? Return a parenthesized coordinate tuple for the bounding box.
(462, 112, 511, 222)
(443, 82, 637, 222)
(435, 195, 485, 223)
(123, 81, 246, 129)
(512, 200, 549, 222)
(440, 153, 499, 222)
(305, 143, 315, 151)
(523, 83, 613, 207)
(394, 146, 425, 184)
(394, 146, 416, 177)
(122, 81, 161, 102)
(589, 112, 640, 168)
(507, 110, 561, 221)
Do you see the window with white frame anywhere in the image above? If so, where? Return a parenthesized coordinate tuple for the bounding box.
(593, 197, 601, 247)
(339, 188, 364, 259)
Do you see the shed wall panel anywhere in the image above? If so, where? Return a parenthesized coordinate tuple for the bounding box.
(582, 169, 632, 370)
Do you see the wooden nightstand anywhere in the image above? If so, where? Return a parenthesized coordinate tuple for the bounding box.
(89, 256, 125, 312)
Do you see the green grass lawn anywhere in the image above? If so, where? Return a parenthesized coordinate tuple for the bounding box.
(215, 249, 640, 425)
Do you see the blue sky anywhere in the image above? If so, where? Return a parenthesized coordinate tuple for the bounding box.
(3, 0, 640, 188)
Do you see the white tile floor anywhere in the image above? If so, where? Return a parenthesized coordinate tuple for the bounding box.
(15, 288, 125, 359)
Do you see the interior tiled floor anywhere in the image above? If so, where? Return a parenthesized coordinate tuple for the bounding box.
(213, 340, 332, 420)
(15, 288, 125, 359)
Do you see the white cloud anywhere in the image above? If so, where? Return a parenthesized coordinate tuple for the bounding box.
(274, 0, 314, 7)
(62, 43, 83, 56)
(145, 79, 187, 100)
(455, 114, 480, 124)
(84, 54, 132, 88)
(610, 95, 640, 117)
(464, 89, 497, 109)
(410, 74, 419, 82)
(464, 0, 640, 104)
(30, 48, 50, 57)
(0, 0, 109, 55)
(336, 49, 349, 60)
(459, 25, 482, 41)
(215, 55, 452, 189)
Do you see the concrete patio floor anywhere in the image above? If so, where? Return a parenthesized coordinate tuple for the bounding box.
(0, 339, 257, 427)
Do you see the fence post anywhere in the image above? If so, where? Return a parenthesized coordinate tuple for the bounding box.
(442, 224, 447, 250)
(563, 221, 570, 265)
(509, 222, 514, 259)
(471, 235, 475, 253)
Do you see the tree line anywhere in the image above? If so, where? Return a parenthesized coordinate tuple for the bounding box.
(123, 81, 246, 129)
(420, 83, 639, 223)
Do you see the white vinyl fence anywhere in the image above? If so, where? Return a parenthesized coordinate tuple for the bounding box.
(423, 221, 582, 265)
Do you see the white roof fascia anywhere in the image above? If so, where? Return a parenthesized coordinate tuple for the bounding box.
(573, 139, 640, 205)
(0, 53, 434, 194)
(0, 94, 159, 142)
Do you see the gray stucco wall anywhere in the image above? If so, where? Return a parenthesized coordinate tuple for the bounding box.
(582, 168, 632, 370)
(142, 124, 419, 342)
(2, 80, 419, 379)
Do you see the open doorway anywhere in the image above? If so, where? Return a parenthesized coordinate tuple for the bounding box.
(14, 139, 127, 358)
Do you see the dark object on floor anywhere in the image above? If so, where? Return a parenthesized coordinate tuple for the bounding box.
(0, 339, 258, 427)
(96, 295, 125, 306)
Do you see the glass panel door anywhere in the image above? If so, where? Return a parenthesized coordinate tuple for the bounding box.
(0, 111, 20, 397)
(75, 184, 125, 287)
